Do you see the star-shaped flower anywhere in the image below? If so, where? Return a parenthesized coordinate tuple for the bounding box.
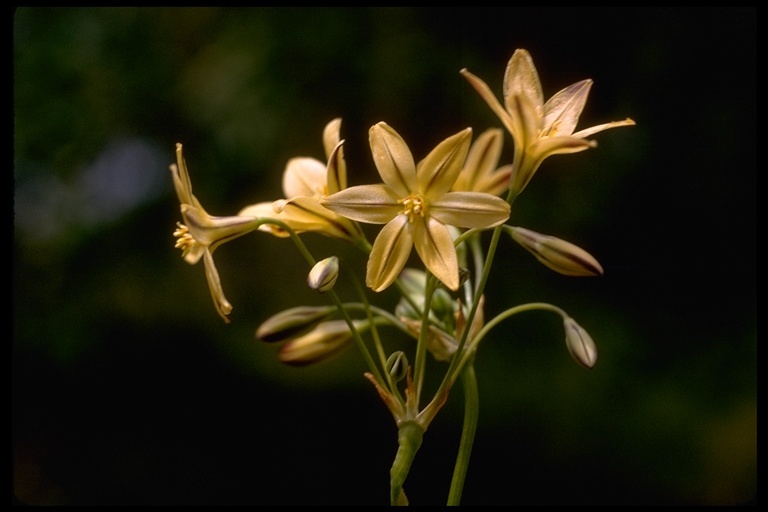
(170, 143, 263, 323)
(461, 48, 635, 196)
(321, 122, 510, 292)
(238, 118, 364, 243)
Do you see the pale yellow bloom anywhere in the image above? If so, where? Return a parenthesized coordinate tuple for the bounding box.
(170, 143, 263, 323)
(238, 118, 364, 242)
(452, 128, 512, 196)
(461, 49, 635, 196)
(321, 122, 510, 292)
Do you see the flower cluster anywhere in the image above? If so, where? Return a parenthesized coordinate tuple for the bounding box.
(170, 48, 633, 505)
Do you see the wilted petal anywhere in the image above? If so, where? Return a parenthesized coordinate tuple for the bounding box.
(369, 122, 418, 196)
(430, 191, 510, 228)
(412, 216, 459, 291)
(366, 214, 414, 292)
(321, 184, 403, 224)
(416, 128, 472, 198)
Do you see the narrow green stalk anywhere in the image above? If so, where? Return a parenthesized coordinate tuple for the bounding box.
(390, 421, 425, 506)
(447, 359, 479, 506)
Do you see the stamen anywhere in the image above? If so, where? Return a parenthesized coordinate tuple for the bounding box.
(397, 194, 426, 223)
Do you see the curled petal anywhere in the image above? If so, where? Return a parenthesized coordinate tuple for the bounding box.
(412, 217, 459, 291)
(430, 191, 510, 229)
(369, 122, 417, 196)
(202, 249, 233, 324)
(366, 215, 414, 292)
(572, 118, 636, 139)
(321, 184, 402, 224)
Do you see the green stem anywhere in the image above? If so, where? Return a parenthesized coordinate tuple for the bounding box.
(447, 359, 478, 506)
(390, 421, 425, 506)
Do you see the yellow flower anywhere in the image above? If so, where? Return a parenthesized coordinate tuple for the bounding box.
(170, 143, 263, 323)
(238, 118, 364, 243)
(461, 48, 635, 196)
(321, 122, 510, 292)
(451, 128, 512, 196)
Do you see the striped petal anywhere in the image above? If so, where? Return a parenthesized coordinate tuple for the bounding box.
(412, 216, 459, 291)
(366, 214, 414, 292)
(369, 122, 417, 196)
(321, 184, 402, 224)
(430, 191, 510, 229)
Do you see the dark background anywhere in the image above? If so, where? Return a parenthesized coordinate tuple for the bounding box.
(13, 7, 756, 506)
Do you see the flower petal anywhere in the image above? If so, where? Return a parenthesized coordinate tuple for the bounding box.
(412, 217, 459, 291)
(182, 204, 262, 252)
(237, 201, 291, 237)
(460, 69, 517, 140)
(571, 118, 636, 139)
(282, 157, 327, 199)
(430, 191, 510, 229)
(202, 249, 233, 323)
(542, 79, 592, 137)
(321, 184, 402, 224)
(454, 128, 504, 191)
(503, 49, 544, 116)
(366, 214, 414, 292)
(369, 122, 417, 196)
(417, 127, 472, 198)
(274, 196, 363, 241)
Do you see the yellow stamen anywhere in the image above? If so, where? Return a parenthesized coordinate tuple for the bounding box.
(398, 194, 426, 223)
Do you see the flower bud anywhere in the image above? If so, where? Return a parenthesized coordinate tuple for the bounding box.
(278, 320, 365, 366)
(256, 305, 336, 343)
(506, 226, 603, 277)
(307, 256, 340, 293)
(386, 351, 409, 382)
(563, 317, 598, 369)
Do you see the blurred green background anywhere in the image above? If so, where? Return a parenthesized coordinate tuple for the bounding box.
(13, 7, 756, 506)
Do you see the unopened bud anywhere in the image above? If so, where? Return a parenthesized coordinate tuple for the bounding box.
(256, 305, 336, 342)
(308, 256, 340, 293)
(386, 351, 409, 382)
(506, 226, 603, 277)
(563, 317, 598, 369)
(278, 320, 365, 366)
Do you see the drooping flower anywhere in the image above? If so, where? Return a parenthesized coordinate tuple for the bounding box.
(238, 118, 364, 243)
(321, 122, 510, 292)
(451, 128, 512, 196)
(170, 143, 264, 323)
(461, 48, 635, 196)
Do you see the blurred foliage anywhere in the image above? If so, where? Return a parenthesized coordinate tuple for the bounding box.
(13, 7, 756, 505)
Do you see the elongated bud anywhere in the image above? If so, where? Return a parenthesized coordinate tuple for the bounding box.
(386, 351, 409, 382)
(563, 317, 598, 369)
(256, 305, 337, 342)
(278, 320, 365, 366)
(307, 256, 340, 293)
(506, 226, 603, 277)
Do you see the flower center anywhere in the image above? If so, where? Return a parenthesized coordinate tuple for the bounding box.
(173, 222, 198, 256)
(398, 193, 426, 223)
